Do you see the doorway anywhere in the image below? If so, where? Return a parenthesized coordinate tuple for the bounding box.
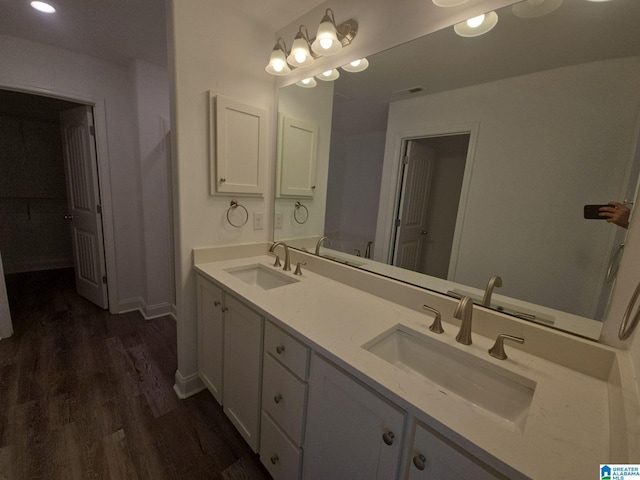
(391, 134, 470, 279)
(0, 89, 109, 316)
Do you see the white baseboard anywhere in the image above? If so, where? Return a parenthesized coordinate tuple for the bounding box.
(3, 258, 74, 275)
(117, 297, 175, 320)
(173, 370, 206, 399)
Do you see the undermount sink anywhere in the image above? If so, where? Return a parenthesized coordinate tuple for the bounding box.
(224, 264, 299, 290)
(362, 325, 536, 429)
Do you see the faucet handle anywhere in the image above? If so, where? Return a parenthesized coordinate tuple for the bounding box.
(489, 334, 524, 360)
(422, 305, 443, 334)
(294, 262, 306, 276)
(272, 254, 282, 267)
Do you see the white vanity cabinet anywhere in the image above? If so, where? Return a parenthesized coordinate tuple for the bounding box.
(259, 321, 310, 480)
(196, 274, 264, 453)
(404, 421, 505, 480)
(196, 275, 224, 403)
(302, 354, 406, 480)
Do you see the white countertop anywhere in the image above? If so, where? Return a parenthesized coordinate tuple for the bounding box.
(194, 254, 634, 479)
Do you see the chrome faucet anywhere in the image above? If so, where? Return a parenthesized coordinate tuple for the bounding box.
(454, 296, 474, 345)
(269, 241, 291, 271)
(482, 275, 502, 307)
(315, 236, 331, 255)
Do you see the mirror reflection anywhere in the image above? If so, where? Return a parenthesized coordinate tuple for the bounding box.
(274, 0, 640, 339)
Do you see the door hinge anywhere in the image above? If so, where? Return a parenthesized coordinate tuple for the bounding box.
(402, 155, 409, 165)
(395, 218, 401, 227)
(89, 125, 96, 136)
(96, 204, 102, 214)
(102, 275, 107, 284)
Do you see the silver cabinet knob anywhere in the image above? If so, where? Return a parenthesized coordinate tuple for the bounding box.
(270, 454, 279, 465)
(382, 431, 395, 445)
(276, 345, 285, 354)
(274, 394, 283, 404)
(420, 230, 428, 235)
(220, 178, 226, 183)
(64, 214, 73, 220)
(413, 454, 426, 470)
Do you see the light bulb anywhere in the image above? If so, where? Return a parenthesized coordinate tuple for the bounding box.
(466, 14, 485, 28)
(272, 62, 284, 73)
(322, 70, 333, 77)
(294, 51, 307, 64)
(319, 38, 334, 50)
(350, 59, 362, 67)
(31, 1, 56, 13)
(301, 78, 312, 85)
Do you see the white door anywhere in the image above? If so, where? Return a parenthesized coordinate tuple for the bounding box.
(60, 106, 108, 309)
(393, 141, 435, 271)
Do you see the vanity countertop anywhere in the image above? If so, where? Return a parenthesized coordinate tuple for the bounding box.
(195, 254, 638, 479)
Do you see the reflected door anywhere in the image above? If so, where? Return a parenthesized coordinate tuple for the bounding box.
(60, 106, 108, 309)
(393, 141, 435, 271)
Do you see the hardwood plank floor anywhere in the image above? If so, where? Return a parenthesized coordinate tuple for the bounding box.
(0, 269, 273, 480)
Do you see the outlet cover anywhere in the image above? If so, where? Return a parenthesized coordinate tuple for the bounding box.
(274, 211, 283, 229)
(253, 212, 264, 230)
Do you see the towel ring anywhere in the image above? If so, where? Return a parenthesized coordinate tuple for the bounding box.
(294, 201, 309, 224)
(619, 279, 640, 340)
(226, 200, 248, 228)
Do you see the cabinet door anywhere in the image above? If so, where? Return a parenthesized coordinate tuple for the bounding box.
(276, 115, 318, 198)
(303, 355, 405, 480)
(211, 93, 266, 196)
(407, 422, 504, 480)
(223, 294, 264, 453)
(197, 276, 224, 404)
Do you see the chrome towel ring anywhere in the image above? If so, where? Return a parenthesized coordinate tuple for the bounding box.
(226, 200, 248, 227)
(619, 278, 640, 340)
(294, 201, 308, 224)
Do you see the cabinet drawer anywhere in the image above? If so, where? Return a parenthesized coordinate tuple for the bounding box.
(262, 353, 307, 445)
(260, 412, 302, 480)
(264, 321, 309, 380)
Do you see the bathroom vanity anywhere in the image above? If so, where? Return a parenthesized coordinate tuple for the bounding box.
(194, 246, 640, 479)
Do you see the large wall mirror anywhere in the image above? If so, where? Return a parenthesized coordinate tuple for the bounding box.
(274, 0, 640, 340)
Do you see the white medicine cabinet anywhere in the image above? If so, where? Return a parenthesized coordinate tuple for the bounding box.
(210, 93, 266, 196)
(276, 114, 318, 198)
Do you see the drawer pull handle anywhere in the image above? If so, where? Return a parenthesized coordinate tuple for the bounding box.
(382, 431, 395, 446)
(221, 307, 228, 312)
(413, 454, 426, 471)
(276, 345, 285, 354)
(214, 301, 221, 307)
(270, 454, 279, 465)
(274, 394, 283, 404)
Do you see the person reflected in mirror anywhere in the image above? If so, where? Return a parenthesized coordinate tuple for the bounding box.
(599, 201, 630, 229)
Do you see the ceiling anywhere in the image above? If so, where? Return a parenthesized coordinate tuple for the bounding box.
(0, 0, 323, 67)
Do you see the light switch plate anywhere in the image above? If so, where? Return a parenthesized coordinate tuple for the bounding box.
(253, 212, 264, 230)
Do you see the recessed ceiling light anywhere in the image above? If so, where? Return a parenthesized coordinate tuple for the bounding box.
(31, 1, 56, 13)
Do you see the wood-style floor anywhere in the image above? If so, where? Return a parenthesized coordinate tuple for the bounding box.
(0, 268, 273, 480)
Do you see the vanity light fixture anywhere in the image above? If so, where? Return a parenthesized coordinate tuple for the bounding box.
(454, 11, 498, 37)
(265, 9, 358, 77)
(432, 0, 469, 6)
(316, 69, 340, 81)
(287, 26, 315, 68)
(265, 38, 292, 76)
(30, 1, 56, 13)
(341, 57, 369, 73)
(311, 9, 344, 55)
(296, 77, 318, 88)
(512, 0, 563, 18)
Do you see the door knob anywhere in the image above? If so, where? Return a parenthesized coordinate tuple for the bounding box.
(64, 214, 73, 221)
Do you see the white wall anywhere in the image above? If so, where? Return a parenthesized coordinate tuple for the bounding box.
(130, 60, 174, 315)
(0, 34, 170, 315)
(168, 0, 277, 396)
(378, 57, 640, 318)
